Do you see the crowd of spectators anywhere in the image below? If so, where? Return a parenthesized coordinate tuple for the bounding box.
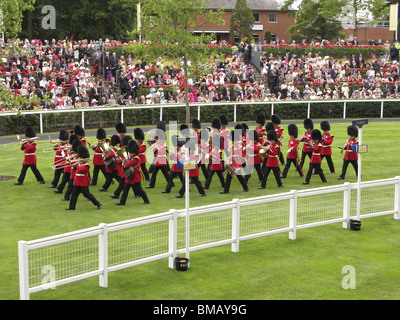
(1, 36, 400, 111)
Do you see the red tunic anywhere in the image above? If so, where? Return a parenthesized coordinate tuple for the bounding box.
(93, 140, 105, 166)
(287, 138, 299, 159)
(310, 143, 323, 164)
(74, 163, 91, 186)
(266, 143, 280, 167)
(153, 141, 168, 166)
(199, 142, 210, 165)
(343, 139, 358, 161)
(53, 144, 67, 168)
(169, 148, 183, 173)
(321, 132, 334, 156)
(229, 142, 245, 170)
(209, 147, 223, 171)
(246, 142, 263, 165)
(22, 142, 37, 165)
(219, 127, 230, 150)
(275, 126, 284, 141)
(300, 131, 313, 152)
(255, 126, 265, 144)
(138, 141, 147, 165)
(123, 156, 143, 184)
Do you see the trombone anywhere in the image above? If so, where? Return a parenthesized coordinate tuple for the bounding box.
(2, 135, 40, 148)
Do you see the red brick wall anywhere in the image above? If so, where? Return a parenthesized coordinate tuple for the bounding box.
(342, 28, 395, 44)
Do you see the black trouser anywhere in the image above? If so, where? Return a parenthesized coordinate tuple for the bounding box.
(300, 151, 312, 170)
(51, 167, 63, 186)
(68, 186, 100, 209)
(260, 166, 282, 188)
(112, 178, 125, 197)
(244, 163, 264, 183)
(141, 163, 150, 181)
(179, 176, 205, 196)
(281, 159, 303, 178)
(339, 160, 358, 179)
(205, 169, 225, 189)
(321, 155, 335, 174)
(305, 163, 327, 183)
(198, 163, 209, 180)
(224, 172, 248, 192)
(57, 171, 71, 192)
(18, 164, 44, 184)
(120, 182, 149, 204)
(92, 164, 106, 185)
(102, 170, 120, 190)
(64, 178, 74, 200)
(165, 171, 184, 193)
(278, 150, 285, 165)
(149, 165, 170, 187)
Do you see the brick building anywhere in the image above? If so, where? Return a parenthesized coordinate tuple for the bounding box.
(193, 0, 296, 44)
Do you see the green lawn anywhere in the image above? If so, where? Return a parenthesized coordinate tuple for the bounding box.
(1, 120, 399, 300)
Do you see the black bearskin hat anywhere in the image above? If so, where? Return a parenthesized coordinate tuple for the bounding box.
(303, 118, 314, 130)
(74, 124, 85, 136)
(179, 124, 189, 135)
(241, 123, 249, 135)
(115, 122, 127, 134)
(267, 129, 278, 142)
(69, 134, 79, 145)
(71, 139, 82, 153)
(59, 129, 69, 141)
(128, 139, 139, 155)
(311, 129, 322, 141)
(25, 126, 36, 138)
(134, 128, 145, 141)
(96, 128, 106, 140)
(219, 114, 229, 126)
(256, 113, 266, 126)
(347, 125, 358, 137)
(192, 119, 201, 129)
(234, 123, 244, 137)
(77, 145, 90, 159)
(265, 121, 274, 132)
(121, 135, 133, 147)
(271, 114, 281, 124)
(211, 117, 221, 130)
(157, 121, 166, 132)
(320, 120, 330, 131)
(110, 134, 121, 147)
(288, 124, 298, 138)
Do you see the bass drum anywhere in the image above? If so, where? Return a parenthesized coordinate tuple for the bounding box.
(103, 149, 115, 168)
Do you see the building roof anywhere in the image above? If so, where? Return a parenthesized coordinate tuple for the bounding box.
(206, 0, 282, 11)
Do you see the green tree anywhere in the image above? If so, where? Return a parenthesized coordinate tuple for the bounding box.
(230, 0, 255, 41)
(140, 0, 224, 125)
(0, 0, 35, 38)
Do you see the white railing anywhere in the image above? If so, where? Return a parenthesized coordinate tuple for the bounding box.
(1, 99, 397, 134)
(18, 177, 400, 300)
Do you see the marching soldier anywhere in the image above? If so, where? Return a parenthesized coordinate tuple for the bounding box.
(74, 124, 87, 147)
(319, 120, 335, 174)
(116, 140, 150, 205)
(219, 114, 230, 158)
(281, 124, 303, 178)
(14, 126, 45, 185)
(244, 129, 264, 183)
(271, 114, 285, 166)
(66, 145, 102, 210)
(134, 127, 150, 182)
(91, 128, 108, 186)
(53, 129, 75, 194)
(338, 126, 359, 180)
(49, 129, 69, 188)
(303, 129, 327, 185)
(62, 136, 81, 201)
(198, 129, 210, 180)
(106, 135, 125, 199)
(259, 130, 283, 189)
(204, 133, 225, 190)
(255, 113, 266, 144)
(299, 118, 314, 170)
(220, 129, 249, 194)
(192, 119, 202, 145)
(115, 122, 127, 141)
(162, 135, 184, 194)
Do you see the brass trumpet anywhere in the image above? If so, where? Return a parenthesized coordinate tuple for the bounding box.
(2, 135, 40, 148)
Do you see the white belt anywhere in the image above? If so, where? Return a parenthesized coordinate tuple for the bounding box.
(94, 152, 103, 155)
(157, 155, 167, 157)
(76, 174, 85, 177)
(312, 153, 320, 155)
(25, 153, 35, 156)
(269, 155, 278, 157)
(55, 155, 63, 157)
(321, 145, 331, 147)
(139, 153, 145, 155)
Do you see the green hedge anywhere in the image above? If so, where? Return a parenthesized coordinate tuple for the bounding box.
(1, 101, 399, 136)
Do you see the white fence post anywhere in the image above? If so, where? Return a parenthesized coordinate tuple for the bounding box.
(233, 104, 237, 123)
(343, 101, 347, 119)
(160, 107, 163, 121)
(40, 113, 43, 134)
(231, 199, 240, 253)
(289, 190, 297, 240)
(197, 105, 201, 121)
(81, 111, 85, 129)
(121, 109, 124, 124)
(395, 176, 400, 220)
(168, 209, 178, 269)
(98, 223, 108, 288)
(343, 182, 351, 228)
(18, 240, 30, 300)
(380, 101, 384, 119)
(307, 102, 310, 118)
(271, 103, 274, 116)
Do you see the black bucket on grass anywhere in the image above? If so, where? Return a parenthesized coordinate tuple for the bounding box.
(349, 219, 362, 231)
(175, 257, 189, 271)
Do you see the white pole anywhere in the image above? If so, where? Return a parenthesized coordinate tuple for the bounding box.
(356, 127, 362, 220)
(185, 146, 190, 263)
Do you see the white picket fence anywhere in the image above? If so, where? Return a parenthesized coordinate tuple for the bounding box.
(0, 99, 396, 134)
(18, 176, 400, 300)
